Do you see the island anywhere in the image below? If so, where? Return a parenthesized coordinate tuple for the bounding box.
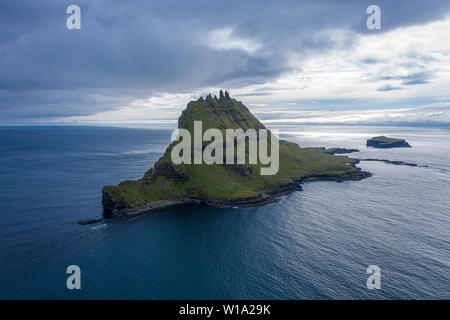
(322, 148, 359, 155)
(366, 136, 411, 148)
(100, 91, 371, 219)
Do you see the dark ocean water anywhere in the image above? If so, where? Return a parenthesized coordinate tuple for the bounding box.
(0, 125, 448, 299)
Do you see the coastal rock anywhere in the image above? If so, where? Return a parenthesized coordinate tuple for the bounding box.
(367, 136, 411, 148)
(323, 148, 360, 155)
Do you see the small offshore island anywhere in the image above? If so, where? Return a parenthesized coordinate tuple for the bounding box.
(367, 136, 411, 148)
(96, 92, 372, 221)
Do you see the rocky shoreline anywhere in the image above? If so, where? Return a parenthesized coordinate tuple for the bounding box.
(78, 155, 427, 225)
(80, 163, 371, 225)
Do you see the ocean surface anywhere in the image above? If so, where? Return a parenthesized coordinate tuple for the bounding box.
(0, 125, 449, 299)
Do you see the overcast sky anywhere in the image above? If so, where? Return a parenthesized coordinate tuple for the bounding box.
(1, 0, 450, 126)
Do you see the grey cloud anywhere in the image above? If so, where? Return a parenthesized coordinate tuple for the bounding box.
(353, 0, 450, 33)
(1, 0, 449, 123)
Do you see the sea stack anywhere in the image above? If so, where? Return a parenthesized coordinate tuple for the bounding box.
(367, 136, 411, 148)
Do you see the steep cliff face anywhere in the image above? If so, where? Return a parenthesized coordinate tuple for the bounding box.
(102, 91, 371, 216)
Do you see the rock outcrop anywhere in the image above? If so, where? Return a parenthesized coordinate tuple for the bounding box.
(367, 136, 411, 148)
(322, 148, 359, 155)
